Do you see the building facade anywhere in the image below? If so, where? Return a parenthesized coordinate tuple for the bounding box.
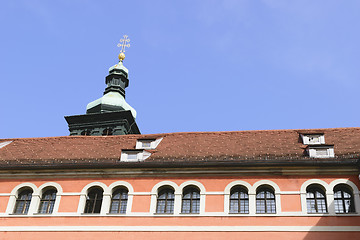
(0, 129, 360, 239)
(0, 47, 359, 239)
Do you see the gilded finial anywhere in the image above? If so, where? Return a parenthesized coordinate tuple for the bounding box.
(117, 35, 130, 61)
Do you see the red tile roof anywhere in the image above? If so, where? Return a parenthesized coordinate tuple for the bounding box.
(0, 128, 360, 169)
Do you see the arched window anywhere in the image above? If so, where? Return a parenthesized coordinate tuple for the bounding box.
(81, 129, 91, 136)
(256, 186, 276, 213)
(102, 128, 113, 136)
(156, 187, 175, 214)
(334, 184, 355, 213)
(38, 188, 57, 214)
(181, 186, 200, 214)
(14, 188, 33, 214)
(84, 187, 103, 214)
(230, 186, 249, 214)
(110, 188, 128, 214)
(306, 185, 327, 213)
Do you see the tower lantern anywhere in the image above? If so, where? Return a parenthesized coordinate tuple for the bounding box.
(65, 36, 140, 136)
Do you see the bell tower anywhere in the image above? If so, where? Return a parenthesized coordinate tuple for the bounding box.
(65, 36, 140, 136)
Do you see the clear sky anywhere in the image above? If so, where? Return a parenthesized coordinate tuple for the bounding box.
(1, 0, 360, 139)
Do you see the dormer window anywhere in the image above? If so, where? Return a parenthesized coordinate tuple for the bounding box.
(120, 150, 151, 162)
(136, 138, 163, 150)
(307, 146, 335, 158)
(301, 134, 325, 145)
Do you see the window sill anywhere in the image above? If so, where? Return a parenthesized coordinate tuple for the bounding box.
(335, 212, 357, 215)
(306, 212, 329, 214)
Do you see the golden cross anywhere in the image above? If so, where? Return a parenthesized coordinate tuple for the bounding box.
(117, 35, 130, 53)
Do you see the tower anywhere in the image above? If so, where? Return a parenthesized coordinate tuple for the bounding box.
(65, 36, 140, 136)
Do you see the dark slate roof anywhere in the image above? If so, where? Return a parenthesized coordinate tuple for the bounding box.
(0, 128, 360, 169)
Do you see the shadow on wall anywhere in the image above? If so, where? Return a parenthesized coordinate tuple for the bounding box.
(303, 179, 360, 240)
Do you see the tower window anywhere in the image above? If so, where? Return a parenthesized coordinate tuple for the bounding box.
(81, 130, 91, 136)
(102, 128, 113, 136)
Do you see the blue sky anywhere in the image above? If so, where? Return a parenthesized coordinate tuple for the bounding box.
(1, 0, 360, 138)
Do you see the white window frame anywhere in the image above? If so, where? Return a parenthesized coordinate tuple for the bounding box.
(307, 146, 334, 158)
(136, 138, 163, 150)
(120, 150, 151, 162)
(301, 134, 325, 145)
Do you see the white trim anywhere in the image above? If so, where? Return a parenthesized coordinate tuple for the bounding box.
(0, 141, 12, 149)
(10, 182, 38, 196)
(300, 179, 329, 194)
(179, 181, 206, 193)
(0, 225, 359, 232)
(0, 211, 358, 217)
(37, 182, 63, 195)
(179, 181, 206, 214)
(300, 179, 330, 214)
(151, 181, 179, 194)
(61, 192, 81, 196)
(150, 181, 179, 214)
(136, 137, 163, 150)
(279, 191, 301, 194)
(329, 179, 359, 194)
(108, 181, 134, 214)
(253, 180, 281, 194)
(120, 150, 151, 162)
(224, 180, 252, 214)
(37, 182, 63, 214)
(6, 183, 38, 215)
(301, 134, 325, 145)
(0, 193, 11, 196)
(78, 182, 108, 215)
(80, 182, 108, 195)
(329, 179, 360, 213)
(253, 180, 281, 214)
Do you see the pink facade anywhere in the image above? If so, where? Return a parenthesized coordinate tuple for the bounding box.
(1, 129, 360, 238)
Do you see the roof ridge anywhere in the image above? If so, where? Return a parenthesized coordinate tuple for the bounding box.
(2, 127, 360, 141)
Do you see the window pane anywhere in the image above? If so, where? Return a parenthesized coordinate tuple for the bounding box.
(84, 188, 103, 213)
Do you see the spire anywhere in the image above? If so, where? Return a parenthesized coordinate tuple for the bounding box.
(65, 36, 140, 136)
(86, 35, 136, 118)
